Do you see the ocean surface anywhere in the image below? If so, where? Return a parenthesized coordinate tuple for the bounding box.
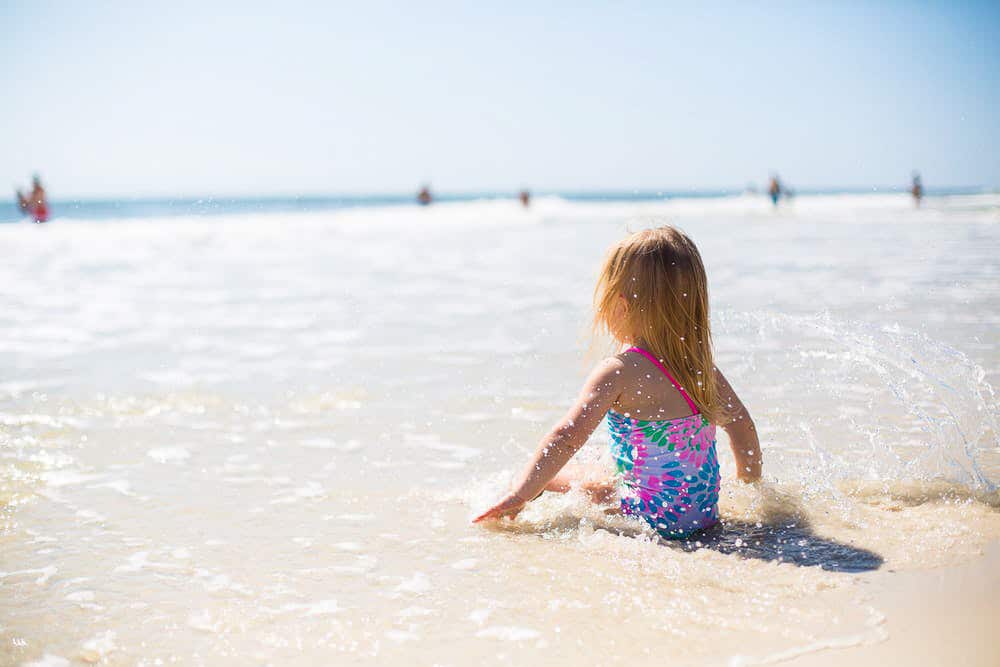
(1, 191, 998, 665)
(0, 187, 985, 225)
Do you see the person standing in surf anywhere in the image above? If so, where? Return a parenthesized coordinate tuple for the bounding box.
(767, 174, 782, 207)
(911, 172, 923, 207)
(16, 174, 50, 223)
(474, 226, 762, 539)
(417, 185, 433, 206)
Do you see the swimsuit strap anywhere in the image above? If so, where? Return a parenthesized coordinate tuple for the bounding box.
(626, 346, 700, 415)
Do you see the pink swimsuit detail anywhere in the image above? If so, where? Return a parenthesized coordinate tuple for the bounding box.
(607, 347, 720, 538)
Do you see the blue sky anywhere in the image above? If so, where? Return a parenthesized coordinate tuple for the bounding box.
(2, 1, 998, 197)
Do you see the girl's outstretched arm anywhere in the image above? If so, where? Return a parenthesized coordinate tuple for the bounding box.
(472, 357, 625, 523)
(715, 368, 762, 482)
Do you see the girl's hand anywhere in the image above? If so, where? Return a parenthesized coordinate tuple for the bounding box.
(472, 493, 528, 523)
(473, 358, 625, 525)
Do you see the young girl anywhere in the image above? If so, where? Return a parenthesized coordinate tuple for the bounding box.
(473, 226, 762, 539)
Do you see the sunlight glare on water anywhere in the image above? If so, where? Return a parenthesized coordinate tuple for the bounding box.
(1, 193, 998, 665)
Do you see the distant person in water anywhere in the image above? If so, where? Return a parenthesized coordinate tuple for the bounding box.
(767, 174, 782, 206)
(519, 189, 530, 208)
(417, 185, 433, 206)
(911, 172, 923, 207)
(16, 174, 49, 223)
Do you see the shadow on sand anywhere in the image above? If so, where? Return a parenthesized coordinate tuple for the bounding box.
(486, 510, 884, 573)
(671, 518, 884, 573)
(480, 483, 884, 573)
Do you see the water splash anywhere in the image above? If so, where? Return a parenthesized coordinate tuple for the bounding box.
(716, 310, 998, 493)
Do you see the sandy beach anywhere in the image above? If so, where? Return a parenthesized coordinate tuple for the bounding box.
(790, 542, 1000, 667)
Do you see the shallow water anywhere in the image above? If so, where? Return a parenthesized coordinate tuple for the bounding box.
(1, 193, 998, 665)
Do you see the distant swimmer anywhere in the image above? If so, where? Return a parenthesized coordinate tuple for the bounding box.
(16, 174, 49, 223)
(417, 185, 433, 206)
(911, 172, 923, 207)
(519, 189, 530, 207)
(767, 174, 782, 206)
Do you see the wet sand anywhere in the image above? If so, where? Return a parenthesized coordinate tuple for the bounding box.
(789, 542, 1000, 667)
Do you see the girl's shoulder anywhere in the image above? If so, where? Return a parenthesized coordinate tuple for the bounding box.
(582, 350, 656, 397)
(596, 350, 648, 384)
(610, 347, 650, 372)
(588, 354, 627, 379)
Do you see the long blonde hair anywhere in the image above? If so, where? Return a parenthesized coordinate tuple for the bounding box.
(593, 226, 723, 423)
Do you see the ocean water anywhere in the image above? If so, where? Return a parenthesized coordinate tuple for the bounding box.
(1, 192, 998, 665)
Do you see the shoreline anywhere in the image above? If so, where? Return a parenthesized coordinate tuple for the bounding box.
(783, 541, 1000, 667)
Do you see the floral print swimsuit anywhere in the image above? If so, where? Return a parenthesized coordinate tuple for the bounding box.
(608, 347, 721, 539)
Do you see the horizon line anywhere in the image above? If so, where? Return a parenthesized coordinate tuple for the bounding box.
(32, 184, 993, 202)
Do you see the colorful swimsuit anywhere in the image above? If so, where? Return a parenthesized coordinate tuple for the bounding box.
(608, 347, 720, 539)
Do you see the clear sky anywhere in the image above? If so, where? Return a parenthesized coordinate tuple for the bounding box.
(2, 1, 998, 197)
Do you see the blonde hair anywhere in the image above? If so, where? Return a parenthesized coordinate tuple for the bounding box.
(593, 226, 723, 423)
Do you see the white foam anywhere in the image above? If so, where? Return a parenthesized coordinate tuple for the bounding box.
(397, 606, 434, 618)
(300, 437, 336, 449)
(0, 565, 57, 585)
(79, 631, 117, 663)
(27, 450, 75, 468)
(300, 437, 362, 452)
(187, 609, 218, 632)
(475, 626, 541, 641)
(22, 655, 70, 667)
(203, 574, 233, 592)
(298, 599, 342, 616)
(468, 608, 491, 625)
(146, 446, 192, 463)
(405, 434, 481, 461)
(330, 555, 378, 575)
(114, 551, 181, 574)
(41, 470, 102, 487)
(270, 481, 325, 504)
(74, 509, 107, 523)
(65, 590, 95, 601)
(0, 413, 85, 428)
(727, 606, 888, 665)
(267, 599, 342, 617)
(89, 480, 144, 499)
(429, 461, 467, 470)
(395, 572, 431, 594)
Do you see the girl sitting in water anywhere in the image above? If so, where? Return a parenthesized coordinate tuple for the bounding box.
(474, 226, 762, 539)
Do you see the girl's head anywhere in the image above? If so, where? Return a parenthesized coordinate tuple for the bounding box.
(593, 226, 723, 422)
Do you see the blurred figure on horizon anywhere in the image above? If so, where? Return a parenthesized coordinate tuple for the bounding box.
(767, 173, 783, 206)
(519, 189, 530, 207)
(417, 185, 433, 206)
(16, 174, 49, 223)
(911, 172, 923, 207)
